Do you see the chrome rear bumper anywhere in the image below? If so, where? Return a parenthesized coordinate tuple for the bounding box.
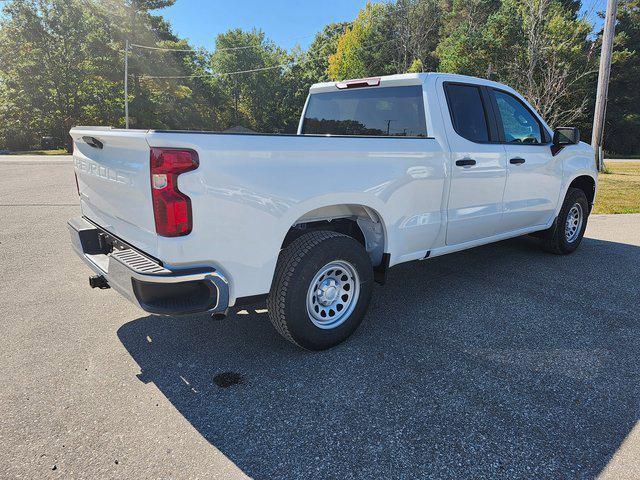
(68, 216, 229, 315)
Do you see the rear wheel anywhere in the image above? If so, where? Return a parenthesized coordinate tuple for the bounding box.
(540, 187, 589, 254)
(267, 230, 373, 350)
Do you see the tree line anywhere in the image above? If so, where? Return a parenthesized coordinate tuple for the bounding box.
(0, 0, 638, 154)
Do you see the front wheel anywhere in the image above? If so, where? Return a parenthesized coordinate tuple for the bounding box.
(539, 187, 589, 254)
(267, 230, 373, 350)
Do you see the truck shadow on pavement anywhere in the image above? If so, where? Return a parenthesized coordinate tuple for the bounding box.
(117, 235, 639, 479)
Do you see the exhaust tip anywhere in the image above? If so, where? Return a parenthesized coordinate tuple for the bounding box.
(89, 275, 110, 289)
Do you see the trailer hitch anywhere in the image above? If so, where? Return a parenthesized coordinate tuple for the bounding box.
(89, 275, 110, 289)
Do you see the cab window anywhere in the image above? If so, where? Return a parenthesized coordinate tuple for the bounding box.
(302, 86, 427, 137)
(444, 84, 491, 143)
(493, 90, 543, 144)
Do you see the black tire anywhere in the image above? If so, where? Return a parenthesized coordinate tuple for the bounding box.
(540, 187, 589, 254)
(267, 230, 373, 350)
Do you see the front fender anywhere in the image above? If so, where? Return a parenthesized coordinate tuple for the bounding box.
(556, 142, 598, 216)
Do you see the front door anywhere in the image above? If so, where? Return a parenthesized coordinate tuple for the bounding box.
(439, 80, 508, 245)
(490, 89, 563, 232)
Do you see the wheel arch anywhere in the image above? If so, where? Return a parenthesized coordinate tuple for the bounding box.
(568, 174, 596, 209)
(555, 172, 597, 217)
(281, 203, 388, 268)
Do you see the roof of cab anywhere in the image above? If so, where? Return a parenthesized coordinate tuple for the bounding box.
(309, 72, 515, 95)
(309, 73, 428, 94)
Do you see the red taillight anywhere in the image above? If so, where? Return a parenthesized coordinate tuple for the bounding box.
(150, 148, 199, 237)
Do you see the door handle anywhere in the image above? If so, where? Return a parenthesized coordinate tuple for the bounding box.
(510, 157, 526, 165)
(455, 158, 476, 167)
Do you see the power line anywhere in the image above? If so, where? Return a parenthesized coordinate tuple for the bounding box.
(582, 0, 602, 27)
(139, 38, 398, 80)
(130, 33, 316, 54)
(143, 62, 293, 79)
(130, 43, 205, 52)
(125, 35, 397, 126)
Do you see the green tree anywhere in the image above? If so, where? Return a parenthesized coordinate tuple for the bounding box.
(436, 0, 502, 75)
(208, 29, 291, 132)
(437, 0, 595, 127)
(0, 0, 215, 149)
(388, 0, 442, 73)
(1, 0, 636, 152)
(274, 22, 351, 132)
(328, 2, 393, 80)
(300, 22, 351, 83)
(328, 1, 443, 80)
(0, 0, 125, 149)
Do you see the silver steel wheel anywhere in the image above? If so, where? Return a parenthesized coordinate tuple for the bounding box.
(306, 260, 360, 330)
(565, 202, 584, 243)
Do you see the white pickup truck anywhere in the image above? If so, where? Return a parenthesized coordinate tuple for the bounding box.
(69, 73, 597, 350)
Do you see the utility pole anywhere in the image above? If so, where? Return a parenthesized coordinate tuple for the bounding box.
(592, 0, 619, 172)
(124, 40, 130, 129)
(386, 119, 394, 135)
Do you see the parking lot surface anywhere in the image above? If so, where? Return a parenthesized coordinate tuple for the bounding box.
(1, 159, 639, 479)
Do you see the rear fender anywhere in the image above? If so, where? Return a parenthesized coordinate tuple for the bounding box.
(289, 203, 387, 267)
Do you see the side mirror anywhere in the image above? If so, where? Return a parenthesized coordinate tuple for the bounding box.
(553, 127, 580, 146)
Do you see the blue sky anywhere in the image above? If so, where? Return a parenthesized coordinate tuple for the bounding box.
(160, 0, 607, 51)
(160, 0, 379, 50)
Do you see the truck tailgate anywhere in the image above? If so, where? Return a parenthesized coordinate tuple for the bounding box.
(70, 128, 157, 256)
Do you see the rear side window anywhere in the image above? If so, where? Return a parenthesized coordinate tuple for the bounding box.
(444, 84, 490, 143)
(301, 86, 427, 137)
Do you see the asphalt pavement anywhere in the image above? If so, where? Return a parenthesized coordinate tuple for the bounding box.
(1, 159, 639, 479)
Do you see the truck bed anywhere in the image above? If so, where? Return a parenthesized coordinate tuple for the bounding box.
(70, 126, 447, 300)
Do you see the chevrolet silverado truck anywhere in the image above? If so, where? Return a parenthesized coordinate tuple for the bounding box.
(68, 73, 597, 350)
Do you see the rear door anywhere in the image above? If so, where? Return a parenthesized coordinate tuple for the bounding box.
(490, 89, 562, 231)
(439, 80, 508, 245)
(71, 128, 158, 256)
